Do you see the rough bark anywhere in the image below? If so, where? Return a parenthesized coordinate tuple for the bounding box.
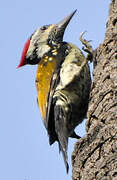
(72, 0, 117, 179)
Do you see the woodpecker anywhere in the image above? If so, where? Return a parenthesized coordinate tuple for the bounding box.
(17, 10, 93, 173)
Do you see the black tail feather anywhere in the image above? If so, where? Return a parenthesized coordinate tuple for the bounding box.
(54, 105, 69, 173)
(58, 142, 69, 173)
(70, 131, 81, 139)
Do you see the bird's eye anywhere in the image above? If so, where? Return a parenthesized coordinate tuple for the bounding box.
(41, 25, 49, 31)
(54, 28, 57, 32)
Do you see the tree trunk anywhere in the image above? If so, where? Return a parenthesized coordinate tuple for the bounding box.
(72, 0, 117, 179)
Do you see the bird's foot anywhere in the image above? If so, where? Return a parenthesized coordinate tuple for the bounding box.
(80, 31, 93, 62)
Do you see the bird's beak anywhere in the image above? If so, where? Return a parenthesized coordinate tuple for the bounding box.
(57, 10, 77, 32)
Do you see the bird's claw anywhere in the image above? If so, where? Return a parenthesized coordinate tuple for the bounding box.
(80, 31, 93, 62)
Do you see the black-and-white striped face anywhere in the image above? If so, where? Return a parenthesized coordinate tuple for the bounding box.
(17, 10, 76, 68)
(26, 25, 55, 59)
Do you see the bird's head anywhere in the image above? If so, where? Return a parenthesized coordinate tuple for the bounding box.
(17, 10, 77, 68)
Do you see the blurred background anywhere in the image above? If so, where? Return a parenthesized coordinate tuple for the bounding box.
(0, 0, 110, 180)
